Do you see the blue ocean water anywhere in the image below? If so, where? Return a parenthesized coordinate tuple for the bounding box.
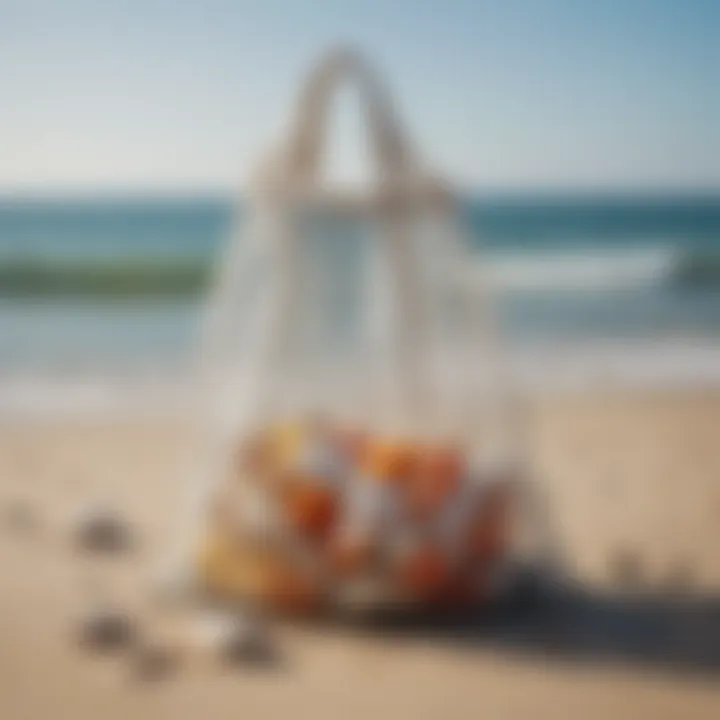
(0, 195, 719, 372)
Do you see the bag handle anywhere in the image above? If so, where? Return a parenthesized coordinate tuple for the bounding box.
(284, 48, 416, 188)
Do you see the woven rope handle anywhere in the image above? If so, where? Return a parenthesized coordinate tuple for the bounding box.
(285, 48, 416, 187)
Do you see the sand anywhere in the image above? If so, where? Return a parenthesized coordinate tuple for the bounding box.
(1, 389, 720, 719)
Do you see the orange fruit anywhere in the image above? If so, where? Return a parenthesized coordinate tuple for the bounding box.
(362, 438, 418, 484)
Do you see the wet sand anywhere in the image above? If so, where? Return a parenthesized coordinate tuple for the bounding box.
(1, 390, 720, 719)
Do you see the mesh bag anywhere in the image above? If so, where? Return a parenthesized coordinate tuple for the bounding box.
(186, 49, 524, 617)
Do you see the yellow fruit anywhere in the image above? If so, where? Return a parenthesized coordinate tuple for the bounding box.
(197, 526, 322, 613)
(268, 421, 306, 471)
(196, 527, 258, 599)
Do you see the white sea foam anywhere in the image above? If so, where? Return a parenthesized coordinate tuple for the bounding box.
(2, 338, 720, 420)
(474, 246, 679, 292)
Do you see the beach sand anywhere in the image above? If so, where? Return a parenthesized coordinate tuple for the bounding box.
(1, 389, 720, 719)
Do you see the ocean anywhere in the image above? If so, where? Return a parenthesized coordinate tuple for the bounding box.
(1, 194, 719, 412)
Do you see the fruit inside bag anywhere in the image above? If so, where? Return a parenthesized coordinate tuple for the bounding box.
(196, 417, 517, 616)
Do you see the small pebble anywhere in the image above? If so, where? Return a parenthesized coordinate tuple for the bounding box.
(221, 624, 276, 666)
(76, 606, 136, 652)
(74, 504, 132, 553)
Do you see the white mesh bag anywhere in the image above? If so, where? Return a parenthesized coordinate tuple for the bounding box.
(184, 49, 524, 616)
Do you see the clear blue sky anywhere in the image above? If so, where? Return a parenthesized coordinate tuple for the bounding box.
(1, 0, 718, 193)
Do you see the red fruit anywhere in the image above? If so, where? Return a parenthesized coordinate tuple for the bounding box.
(467, 484, 512, 563)
(283, 483, 337, 541)
(397, 546, 452, 599)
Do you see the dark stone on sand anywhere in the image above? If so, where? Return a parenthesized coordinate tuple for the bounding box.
(74, 506, 132, 553)
(218, 617, 277, 667)
(77, 607, 136, 652)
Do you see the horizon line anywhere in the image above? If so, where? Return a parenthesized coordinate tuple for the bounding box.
(1, 185, 719, 203)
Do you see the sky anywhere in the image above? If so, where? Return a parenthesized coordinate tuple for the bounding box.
(1, 0, 719, 194)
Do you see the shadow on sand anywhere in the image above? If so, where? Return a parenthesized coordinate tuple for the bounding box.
(340, 573, 720, 679)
